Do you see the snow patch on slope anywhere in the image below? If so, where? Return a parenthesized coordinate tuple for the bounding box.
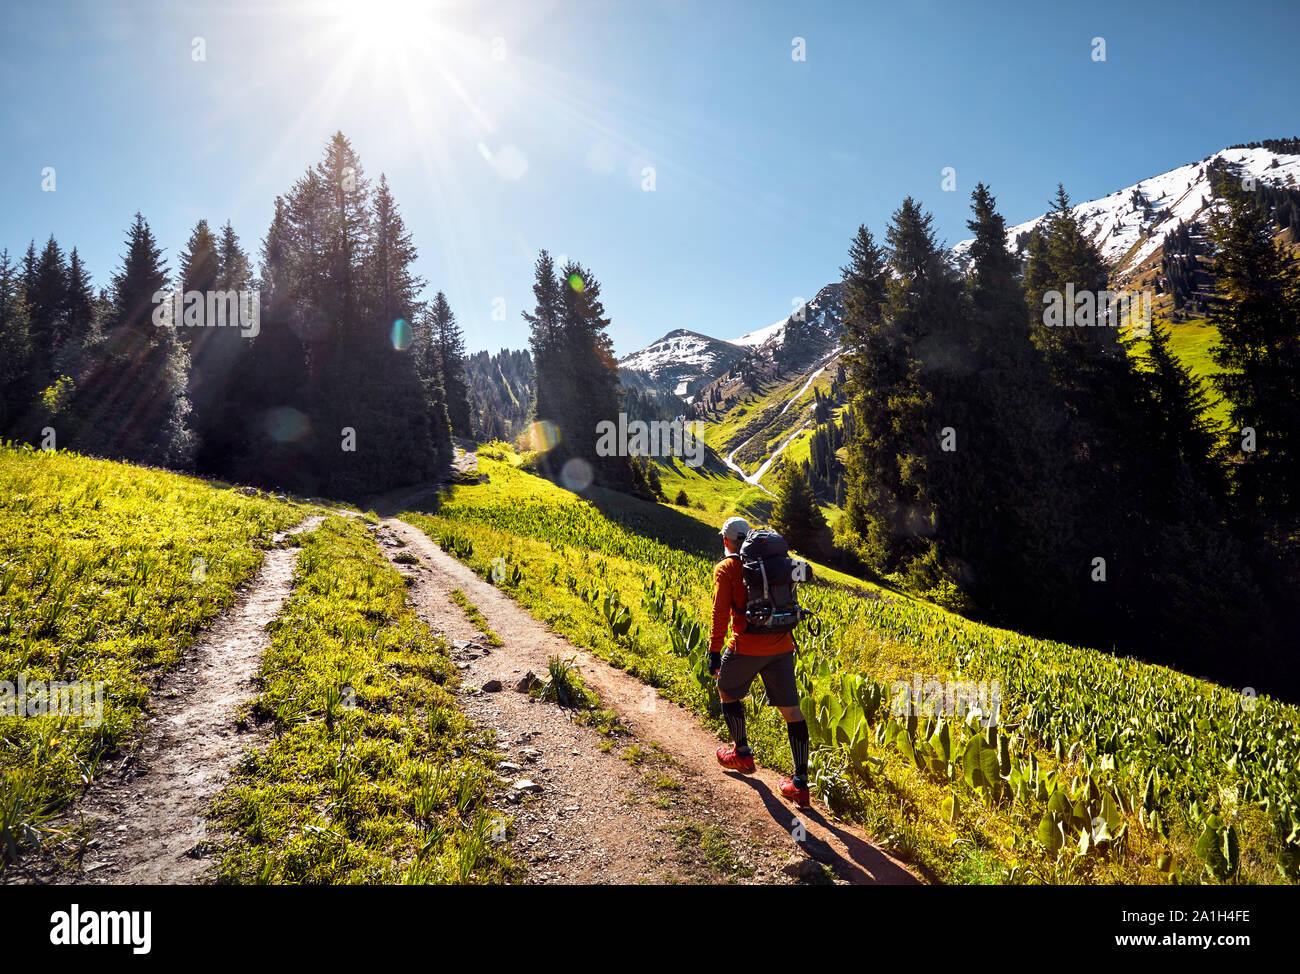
(618, 329, 739, 377)
(951, 147, 1300, 276)
(730, 318, 788, 348)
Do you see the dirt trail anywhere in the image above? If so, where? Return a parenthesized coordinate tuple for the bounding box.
(381, 517, 920, 886)
(362, 442, 481, 516)
(40, 516, 323, 885)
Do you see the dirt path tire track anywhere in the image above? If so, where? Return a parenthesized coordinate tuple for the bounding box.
(35, 515, 323, 886)
(384, 517, 921, 886)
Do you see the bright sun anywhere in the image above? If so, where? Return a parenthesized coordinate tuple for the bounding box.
(329, 0, 439, 57)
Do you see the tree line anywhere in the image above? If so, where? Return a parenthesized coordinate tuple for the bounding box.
(0, 133, 474, 500)
(835, 175, 1300, 694)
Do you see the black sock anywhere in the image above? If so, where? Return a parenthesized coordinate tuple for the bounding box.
(721, 700, 749, 754)
(787, 719, 809, 784)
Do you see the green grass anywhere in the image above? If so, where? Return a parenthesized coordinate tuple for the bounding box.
(0, 444, 303, 866)
(649, 454, 773, 524)
(1128, 316, 1231, 427)
(407, 445, 1300, 885)
(672, 819, 753, 879)
(699, 370, 809, 452)
(533, 654, 595, 708)
(212, 516, 517, 884)
(700, 364, 837, 464)
(447, 589, 504, 647)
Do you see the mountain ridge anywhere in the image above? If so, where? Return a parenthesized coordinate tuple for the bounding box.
(617, 142, 1300, 388)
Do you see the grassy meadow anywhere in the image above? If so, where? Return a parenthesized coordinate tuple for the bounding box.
(409, 443, 1300, 885)
(0, 444, 303, 862)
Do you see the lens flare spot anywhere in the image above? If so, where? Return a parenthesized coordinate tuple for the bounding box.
(391, 318, 413, 351)
(560, 456, 593, 492)
(567, 273, 584, 292)
(262, 407, 311, 444)
(520, 420, 560, 453)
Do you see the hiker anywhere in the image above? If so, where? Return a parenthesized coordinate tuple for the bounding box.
(709, 516, 810, 807)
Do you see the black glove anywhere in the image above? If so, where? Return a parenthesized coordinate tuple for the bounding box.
(708, 652, 722, 676)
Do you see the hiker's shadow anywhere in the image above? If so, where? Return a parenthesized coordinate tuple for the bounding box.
(726, 773, 922, 885)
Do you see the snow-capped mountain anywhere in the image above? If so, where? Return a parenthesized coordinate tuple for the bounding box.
(620, 143, 1299, 408)
(734, 283, 846, 366)
(617, 328, 747, 401)
(951, 145, 1300, 281)
(619, 285, 848, 404)
(730, 318, 787, 348)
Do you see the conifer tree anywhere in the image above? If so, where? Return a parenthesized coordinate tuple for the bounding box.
(838, 224, 896, 556)
(20, 241, 37, 302)
(0, 250, 32, 434)
(557, 259, 621, 467)
(1141, 320, 1226, 500)
(368, 174, 422, 332)
(1207, 175, 1300, 523)
(27, 235, 68, 380)
(524, 251, 626, 486)
(178, 220, 220, 340)
(64, 248, 96, 352)
(958, 184, 1073, 616)
(524, 250, 565, 438)
(771, 462, 827, 556)
(238, 196, 311, 487)
(191, 221, 253, 473)
(429, 291, 472, 437)
(73, 213, 193, 466)
(841, 199, 959, 577)
(217, 221, 252, 292)
(317, 131, 371, 338)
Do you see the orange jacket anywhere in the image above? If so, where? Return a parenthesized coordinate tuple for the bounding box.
(710, 555, 795, 656)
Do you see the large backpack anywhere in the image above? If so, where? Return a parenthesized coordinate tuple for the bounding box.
(731, 528, 812, 635)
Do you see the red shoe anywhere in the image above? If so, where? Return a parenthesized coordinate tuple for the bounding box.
(779, 777, 811, 807)
(716, 745, 756, 774)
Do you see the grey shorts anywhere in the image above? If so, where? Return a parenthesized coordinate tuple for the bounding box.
(717, 649, 799, 708)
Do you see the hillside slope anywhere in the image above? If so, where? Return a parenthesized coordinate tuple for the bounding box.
(406, 444, 1300, 885)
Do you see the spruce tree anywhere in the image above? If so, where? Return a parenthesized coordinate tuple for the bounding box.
(20, 241, 37, 302)
(0, 250, 32, 434)
(771, 462, 827, 556)
(317, 131, 371, 336)
(73, 213, 193, 466)
(217, 221, 252, 292)
(429, 291, 472, 437)
(1022, 185, 1154, 636)
(524, 250, 564, 439)
(239, 196, 311, 487)
(315, 161, 445, 494)
(27, 235, 68, 380)
(1208, 175, 1300, 523)
(64, 248, 96, 352)
(523, 252, 625, 485)
(838, 224, 897, 558)
(557, 259, 623, 476)
(191, 221, 254, 473)
(178, 220, 220, 343)
(843, 199, 960, 578)
(1141, 320, 1226, 499)
(959, 184, 1074, 618)
(368, 174, 423, 331)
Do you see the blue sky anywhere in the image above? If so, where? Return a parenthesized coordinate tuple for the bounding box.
(2, 0, 1297, 356)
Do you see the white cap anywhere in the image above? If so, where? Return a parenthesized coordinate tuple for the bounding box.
(719, 516, 750, 542)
